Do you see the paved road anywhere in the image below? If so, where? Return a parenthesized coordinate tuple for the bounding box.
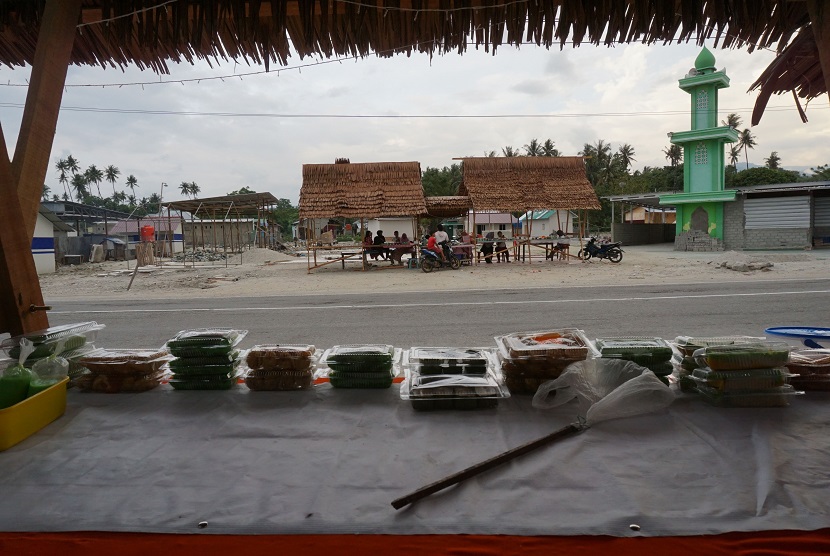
(44, 278, 830, 349)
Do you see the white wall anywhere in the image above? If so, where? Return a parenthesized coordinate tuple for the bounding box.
(32, 214, 56, 275)
(365, 218, 416, 240)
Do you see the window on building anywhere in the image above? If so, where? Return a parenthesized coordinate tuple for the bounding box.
(696, 89, 708, 110)
(694, 142, 708, 165)
(499, 224, 506, 231)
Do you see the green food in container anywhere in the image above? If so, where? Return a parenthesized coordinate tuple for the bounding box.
(693, 342, 790, 371)
(595, 337, 673, 365)
(325, 344, 394, 373)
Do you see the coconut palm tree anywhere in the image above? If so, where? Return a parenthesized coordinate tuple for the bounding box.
(104, 165, 121, 197)
(501, 146, 519, 157)
(617, 143, 636, 171)
(65, 155, 80, 177)
(721, 112, 742, 129)
(764, 151, 781, 169)
(484, 150, 497, 157)
(125, 174, 138, 197)
(55, 158, 72, 201)
(70, 173, 89, 201)
(85, 165, 104, 197)
(738, 128, 757, 168)
(127, 194, 137, 207)
(523, 139, 543, 156)
(189, 181, 201, 198)
(179, 181, 191, 198)
(41, 183, 51, 201)
(728, 145, 741, 168)
(542, 139, 560, 157)
(663, 144, 683, 167)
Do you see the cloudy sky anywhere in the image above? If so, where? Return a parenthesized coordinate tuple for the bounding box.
(1, 40, 828, 205)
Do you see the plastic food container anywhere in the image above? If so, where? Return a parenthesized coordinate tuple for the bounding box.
(673, 335, 766, 357)
(0, 376, 68, 451)
(245, 368, 314, 391)
(166, 328, 247, 358)
(169, 370, 241, 390)
(595, 337, 673, 366)
(73, 369, 166, 393)
(408, 347, 490, 376)
(245, 344, 316, 372)
(693, 342, 791, 371)
(788, 375, 830, 391)
(495, 329, 595, 395)
(695, 384, 801, 407)
(169, 358, 240, 376)
(786, 349, 830, 376)
(324, 344, 395, 373)
(77, 348, 171, 375)
(689, 367, 792, 392)
(2, 322, 105, 362)
(400, 369, 509, 411)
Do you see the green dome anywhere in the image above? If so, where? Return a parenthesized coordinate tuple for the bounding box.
(694, 47, 716, 72)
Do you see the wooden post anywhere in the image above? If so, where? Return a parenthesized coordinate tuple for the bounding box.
(807, 0, 830, 108)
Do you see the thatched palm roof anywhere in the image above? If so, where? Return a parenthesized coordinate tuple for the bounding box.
(458, 156, 601, 212)
(299, 161, 426, 219)
(424, 196, 472, 217)
(0, 1, 824, 121)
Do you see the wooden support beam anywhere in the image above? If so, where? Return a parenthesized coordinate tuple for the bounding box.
(11, 0, 83, 238)
(807, 0, 830, 107)
(0, 124, 49, 335)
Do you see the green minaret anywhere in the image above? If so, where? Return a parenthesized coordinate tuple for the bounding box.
(660, 47, 738, 248)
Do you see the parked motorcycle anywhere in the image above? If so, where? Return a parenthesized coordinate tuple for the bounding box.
(421, 242, 460, 272)
(577, 237, 623, 263)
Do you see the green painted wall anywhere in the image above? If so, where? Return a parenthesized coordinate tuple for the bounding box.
(675, 202, 724, 239)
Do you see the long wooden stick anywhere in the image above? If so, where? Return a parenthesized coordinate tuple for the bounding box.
(391, 423, 582, 510)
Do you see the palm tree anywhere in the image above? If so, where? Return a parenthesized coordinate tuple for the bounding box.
(501, 146, 519, 157)
(542, 139, 560, 157)
(104, 165, 121, 197)
(55, 158, 72, 201)
(127, 194, 137, 207)
(764, 151, 781, 169)
(85, 164, 104, 197)
(738, 128, 757, 169)
(523, 139, 543, 156)
(617, 143, 636, 171)
(728, 145, 741, 168)
(125, 174, 138, 197)
(722, 113, 742, 129)
(484, 150, 497, 157)
(65, 155, 80, 177)
(663, 144, 683, 167)
(189, 181, 201, 198)
(70, 173, 89, 201)
(179, 181, 191, 198)
(41, 183, 51, 201)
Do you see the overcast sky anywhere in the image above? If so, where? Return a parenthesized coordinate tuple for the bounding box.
(1, 40, 828, 205)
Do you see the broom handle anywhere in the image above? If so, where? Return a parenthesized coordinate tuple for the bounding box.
(391, 423, 582, 510)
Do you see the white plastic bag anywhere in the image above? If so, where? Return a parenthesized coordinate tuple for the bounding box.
(532, 358, 674, 425)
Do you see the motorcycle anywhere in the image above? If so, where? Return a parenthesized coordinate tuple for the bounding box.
(421, 241, 460, 272)
(577, 237, 623, 263)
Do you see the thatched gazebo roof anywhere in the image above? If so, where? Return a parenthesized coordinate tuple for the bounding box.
(0, 1, 825, 122)
(424, 196, 472, 218)
(457, 156, 601, 212)
(299, 161, 426, 219)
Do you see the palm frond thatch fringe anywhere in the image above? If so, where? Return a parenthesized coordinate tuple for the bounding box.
(298, 161, 426, 219)
(458, 156, 601, 212)
(424, 196, 472, 217)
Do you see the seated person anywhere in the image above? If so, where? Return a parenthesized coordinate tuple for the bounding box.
(495, 231, 510, 262)
(458, 230, 474, 260)
(480, 232, 494, 263)
(426, 233, 446, 261)
(391, 233, 414, 265)
(371, 230, 389, 260)
(552, 229, 570, 259)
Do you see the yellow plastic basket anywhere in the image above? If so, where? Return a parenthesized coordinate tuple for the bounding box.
(0, 376, 68, 451)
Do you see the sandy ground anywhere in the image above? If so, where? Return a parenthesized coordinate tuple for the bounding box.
(38, 243, 830, 302)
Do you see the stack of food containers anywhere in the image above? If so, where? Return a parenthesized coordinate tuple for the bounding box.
(594, 337, 674, 384)
(671, 336, 766, 391)
(73, 349, 172, 393)
(401, 347, 508, 410)
(244, 345, 317, 390)
(166, 328, 246, 390)
(688, 341, 800, 407)
(1, 322, 104, 370)
(321, 344, 396, 388)
(495, 329, 595, 395)
(786, 349, 830, 391)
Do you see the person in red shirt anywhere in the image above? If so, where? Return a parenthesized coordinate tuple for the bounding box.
(426, 233, 445, 261)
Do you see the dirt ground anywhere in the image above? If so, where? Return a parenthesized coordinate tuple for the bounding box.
(38, 244, 830, 301)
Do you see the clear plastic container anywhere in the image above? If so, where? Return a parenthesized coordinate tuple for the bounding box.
(695, 384, 802, 407)
(324, 344, 395, 373)
(400, 368, 509, 411)
(789, 374, 830, 391)
(169, 370, 241, 390)
(693, 342, 791, 371)
(786, 349, 830, 376)
(166, 328, 247, 358)
(168, 351, 240, 370)
(690, 367, 792, 392)
(245, 368, 314, 391)
(673, 335, 766, 357)
(169, 358, 240, 377)
(245, 344, 316, 372)
(2, 322, 105, 362)
(408, 347, 491, 376)
(73, 369, 166, 393)
(495, 330, 595, 395)
(77, 348, 172, 375)
(595, 337, 673, 366)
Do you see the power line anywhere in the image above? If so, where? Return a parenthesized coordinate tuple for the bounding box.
(0, 102, 823, 119)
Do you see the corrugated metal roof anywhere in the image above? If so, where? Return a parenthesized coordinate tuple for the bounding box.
(109, 217, 180, 234)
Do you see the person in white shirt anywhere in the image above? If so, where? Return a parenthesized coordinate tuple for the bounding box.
(434, 224, 449, 245)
